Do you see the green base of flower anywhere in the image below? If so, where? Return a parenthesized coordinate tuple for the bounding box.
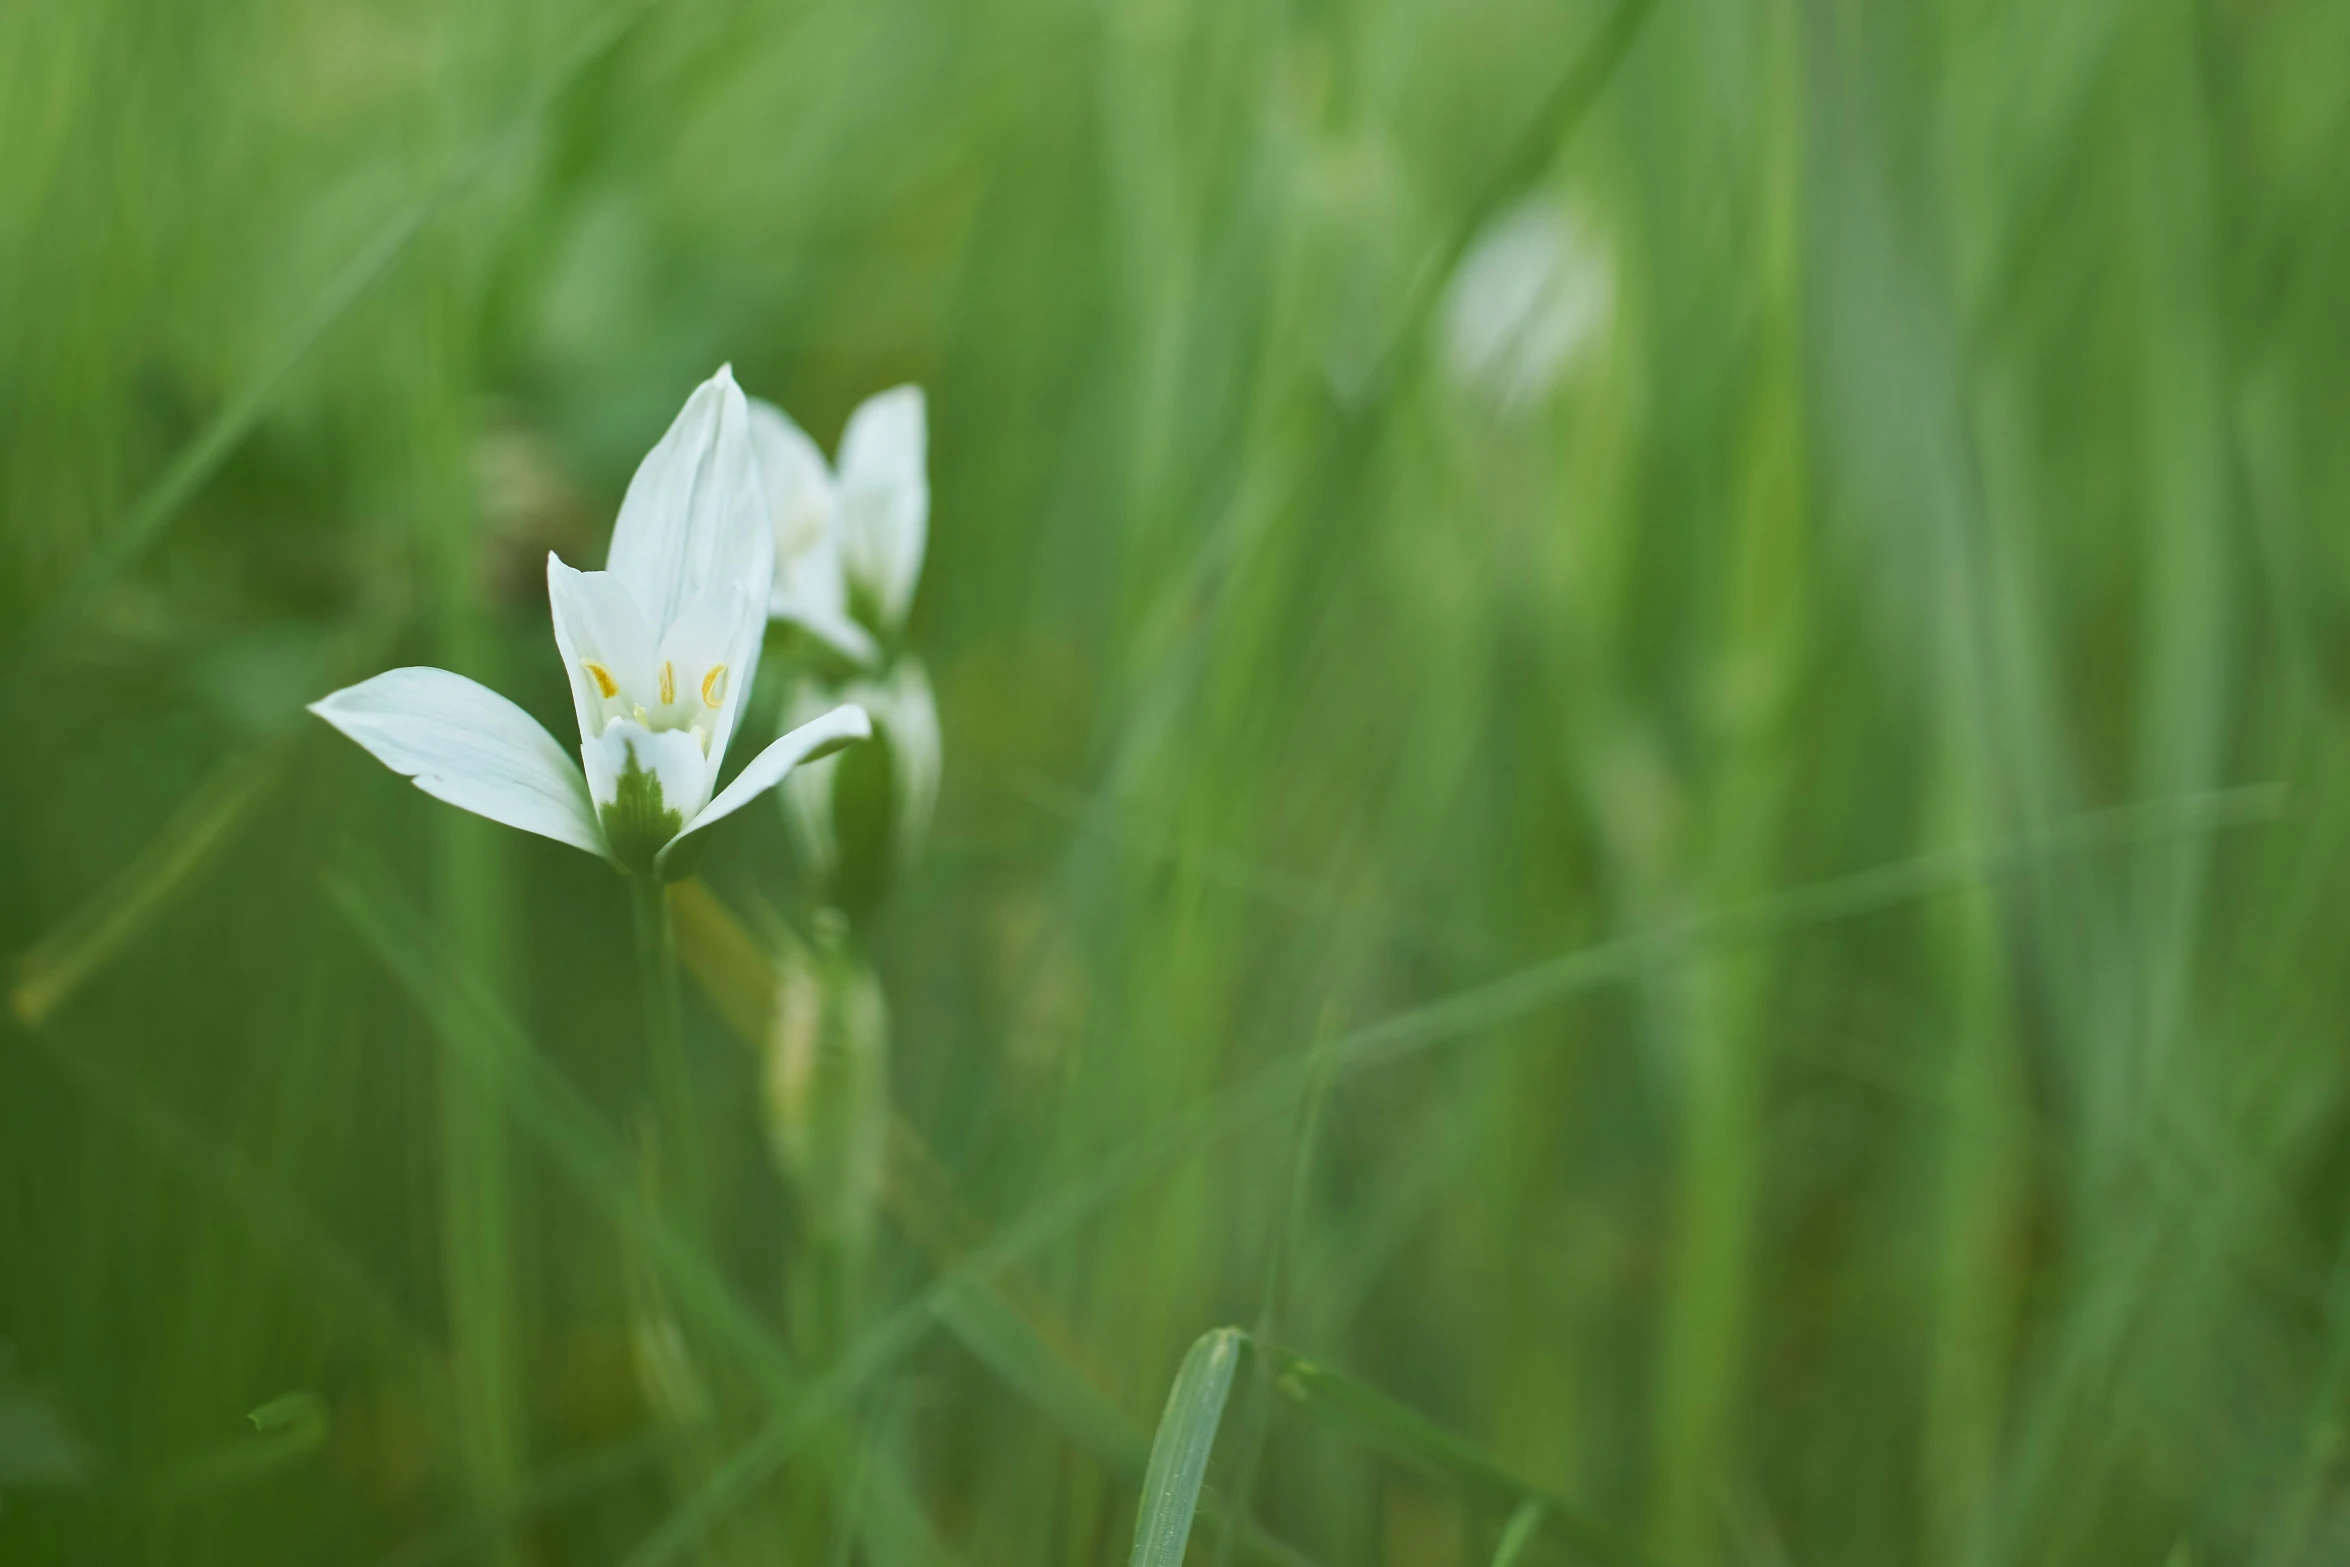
(599, 744, 686, 877)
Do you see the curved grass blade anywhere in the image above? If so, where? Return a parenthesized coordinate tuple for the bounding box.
(147, 1391, 330, 1503)
(328, 861, 958, 1565)
(1368, 0, 1658, 400)
(1216, 1010, 1342, 1567)
(672, 884, 1315, 1560)
(1491, 1502, 1545, 1567)
(14, 0, 672, 658)
(930, 1280, 1314, 1567)
(11, 745, 284, 1027)
(1256, 1342, 1650, 1567)
(636, 790, 2282, 1561)
(1131, 1329, 1244, 1567)
(934, 1277, 1148, 1477)
(324, 860, 805, 1399)
(12, 1016, 436, 1372)
(374, 1429, 689, 1567)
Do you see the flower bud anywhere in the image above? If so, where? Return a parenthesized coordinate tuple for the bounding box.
(777, 657, 940, 920)
(759, 912, 889, 1257)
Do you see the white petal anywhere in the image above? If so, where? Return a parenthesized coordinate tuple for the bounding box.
(835, 385, 927, 632)
(310, 668, 606, 859)
(608, 367, 777, 638)
(746, 398, 837, 567)
(659, 703, 872, 873)
(750, 397, 879, 664)
(714, 581, 771, 773)
(547, 555, 659, 743)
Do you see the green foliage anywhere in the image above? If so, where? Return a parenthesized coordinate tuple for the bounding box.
(1131, 1329, 1243, 1567)
(9, 0, 2350, 1562)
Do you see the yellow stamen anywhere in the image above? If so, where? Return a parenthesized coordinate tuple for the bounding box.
(583, 661, 619, 699)
(659, 661, 676, 706)
(701, 665, 728, 708)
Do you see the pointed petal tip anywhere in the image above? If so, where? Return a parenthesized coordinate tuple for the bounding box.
(308, 683, 365, 722)
(303, 666, 609, 860)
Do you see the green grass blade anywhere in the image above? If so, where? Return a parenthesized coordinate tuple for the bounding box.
(147, 1391, 330, 1502)
(677, 885, 1305, 1559)
(1257, 1342, 1652, 1567)
(935, 1277, 1151, 1476)
(1491, 1502, 1545, 1567)
(13, 1017, 436, 1371)
(633, 791, 2280, 1561)
(10, 746, 284, 1027)
(1131, 1328, 1244, 1567)
(1373, 0, 1658, 395)
(9, 0, 674, 658)
(330, 860, 972, 1567)
(323, 860, 804, 1398)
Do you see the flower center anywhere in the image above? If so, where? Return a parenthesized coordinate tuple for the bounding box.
(582, 658, 729, 752)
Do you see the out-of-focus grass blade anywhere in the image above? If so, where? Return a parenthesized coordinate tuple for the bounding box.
(323, 860, 809, 1398)
(853, 1442, 962, 1567)
(1377, 0, 1657, 390)
(1259, 1344, 1650, 1567)
(12, 0, 675, 658)
(11, 745, 283, 1027)
(1491, 1502, 1545, 1567)
(371, 1429, 689, 1567)
(669, 878, 776, 1040)
(327, 862, 958, 1567)
(934, 1278, 1148, 1476)
(0, 1382, 93, 1492)
(641, 794, 2281, 1562)
(147, 1391, 330, 1502)
(673, 884, 1143, 1469)
(932, 1281, 1314, 1567)
(14, 1017, 436, 1372)
(1130, 1328, 1243, 1567)
(676, 883, 1308, 1564)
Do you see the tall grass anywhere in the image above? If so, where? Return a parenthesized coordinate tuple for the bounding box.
(7, 0, 2350, 1562)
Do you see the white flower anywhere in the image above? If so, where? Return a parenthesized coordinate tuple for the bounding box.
(746, 386, 927, 648)
(311, 366, 871, 878)
(1440, 196, 1613, 411)
(779, 656, 940, 889)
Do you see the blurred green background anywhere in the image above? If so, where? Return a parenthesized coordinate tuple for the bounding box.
(8, 0, 2350, 1562)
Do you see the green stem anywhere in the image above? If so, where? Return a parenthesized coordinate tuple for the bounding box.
(1215, 1007, 1340, 1567)
(630, 874, 700, 1228)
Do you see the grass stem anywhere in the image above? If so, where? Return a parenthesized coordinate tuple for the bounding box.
(631, 874, 700, 1228)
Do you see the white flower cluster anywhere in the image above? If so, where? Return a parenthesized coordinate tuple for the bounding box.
(310, 367, 878, 879)
(754, 388, 942, 908)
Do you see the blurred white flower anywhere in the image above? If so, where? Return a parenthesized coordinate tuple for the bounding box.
(780, 656, 941, 890)
(748, 399, 873, 664)
(1440, 196, 1613, 411)
(749, 386, 928, 650)
(311, 367, 869, 878)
